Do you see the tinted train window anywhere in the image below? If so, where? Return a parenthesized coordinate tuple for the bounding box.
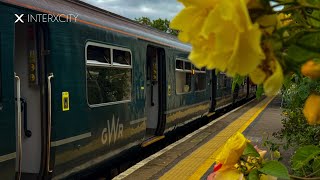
(195, 68, 206, 91)
(185, 62, 192, 70)
(87, 45, 111, 64)
(113, 49, 131, 66)
(176, 60, 183, 70)
(87, 67, 131, 104)
(86, 43, 132, 106)
(175, 59, 192, 94)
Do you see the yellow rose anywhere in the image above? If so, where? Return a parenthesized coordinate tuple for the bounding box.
(263, 60, 284, 96)
(301, 60, 320, 79)
(170, 0, 265, 76)
(215, 132, 248, 167)
(170, 0, 215, 43)
(277, 13, 292, 27)
(303, 94, 320, 125)
(249, 67, 267, 84)
(208, 168, 244, 180)
(260, 174, 278, 180)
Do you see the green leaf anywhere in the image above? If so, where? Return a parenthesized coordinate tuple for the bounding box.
(248, 169, 260, 180)
(256, 85, 264, 99)
(286, 45, 320, 64)
(292, 145, 320, 170)
(243, 143, 260, 157)
(307, 10, 320, 27)
(232, 75, 245, 92)
(258, 161, 290, 179)
(312, 156, 320, 176)
(298, 31, 320, 51)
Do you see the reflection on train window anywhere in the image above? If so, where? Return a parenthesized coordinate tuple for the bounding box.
(87, 66, 132, 105)
(87, 45, 111, 64)
(175, 59, 192, 94)
(185, 62, 192, 70)
(195, 68, 206, 91)
(176, 60, 183, 70)
(86, 42, 132, 106)
(113, 49, 131, 66)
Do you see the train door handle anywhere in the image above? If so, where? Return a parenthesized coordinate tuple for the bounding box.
(15, 98, 32, 137)
(47, 73, 54, 173)
(15, 73, 22, 180)
(21, 98, 32, 137)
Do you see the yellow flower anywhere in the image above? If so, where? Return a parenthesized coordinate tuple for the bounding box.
(208, 168, 244, 180)
(170, 0, 215, 42)
(263, 60, 284, 96)
(170, 0, 265, 76)
(256, 14, 278, 34)
(260, 174, 278, 180)
(215, 132, 248, 167)
(247, 0, 265, 9)
(303, 94, 320, 125)
(200, 0, 265, 76)
(277, 13, 292, 27)
(301, 60, 320, 79)
(249, 67, 267, 84)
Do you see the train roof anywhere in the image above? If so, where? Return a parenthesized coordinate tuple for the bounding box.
(1, 0, 191, 52)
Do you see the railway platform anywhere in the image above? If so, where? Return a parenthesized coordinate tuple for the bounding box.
(113, 96, 283, 180)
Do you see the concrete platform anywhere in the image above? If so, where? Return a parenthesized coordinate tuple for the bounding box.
(113, 96, 281, 180)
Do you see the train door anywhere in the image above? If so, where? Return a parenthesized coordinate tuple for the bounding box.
(0, 10, 16, 180)
(14, 22, 47, 179)
(144, 46, 166, 143)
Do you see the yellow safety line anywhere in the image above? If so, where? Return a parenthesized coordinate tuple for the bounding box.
(160, 96, 275, 180)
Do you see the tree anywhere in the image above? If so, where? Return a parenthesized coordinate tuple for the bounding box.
(134, 16, 178, 36)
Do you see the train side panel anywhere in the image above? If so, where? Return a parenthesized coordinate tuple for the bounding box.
(47, 22, 146, 178)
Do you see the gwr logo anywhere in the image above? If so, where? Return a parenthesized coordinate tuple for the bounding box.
(101, 116, 124, 145)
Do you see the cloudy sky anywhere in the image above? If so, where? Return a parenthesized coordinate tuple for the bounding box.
(81, 0, 183, 20)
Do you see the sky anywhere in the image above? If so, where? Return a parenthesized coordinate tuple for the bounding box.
(81, 0, 183, 20)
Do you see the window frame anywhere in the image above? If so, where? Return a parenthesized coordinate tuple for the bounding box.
(85, 41, 133, 107)
(194, 68, 207, 92)
(175, 58, 192, 95)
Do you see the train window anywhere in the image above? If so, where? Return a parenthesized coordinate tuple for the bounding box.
(113, 49, 131, 66)
(175, 59, 192, 94)
(86, 42, 132, 106)
(87, 66, 132, 105)
(87, 45, 111, 64)
(185, 62, 192, 70)
(176, 60, 183, 70)
(176, 71, 192, 94)
(195, 68, 206, 91)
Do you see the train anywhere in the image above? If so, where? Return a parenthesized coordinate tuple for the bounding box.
(0, 0, 256, 179)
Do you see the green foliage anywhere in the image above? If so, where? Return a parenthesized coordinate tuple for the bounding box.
(256, 85, 264, 99)
(292, 145, 320, 170)
(273, 75, 320, 148)
(258, 161, 290, 179)
(232, 75, 245, 92)
(290, 145, 320, 177)
(312, 157, 320, 176)
(243, 143, 260, 157)
(134, 16, 178, 36)
(248, 169, 259, 180)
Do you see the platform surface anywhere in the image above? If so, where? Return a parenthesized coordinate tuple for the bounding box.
(113, 96, 282, 180)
